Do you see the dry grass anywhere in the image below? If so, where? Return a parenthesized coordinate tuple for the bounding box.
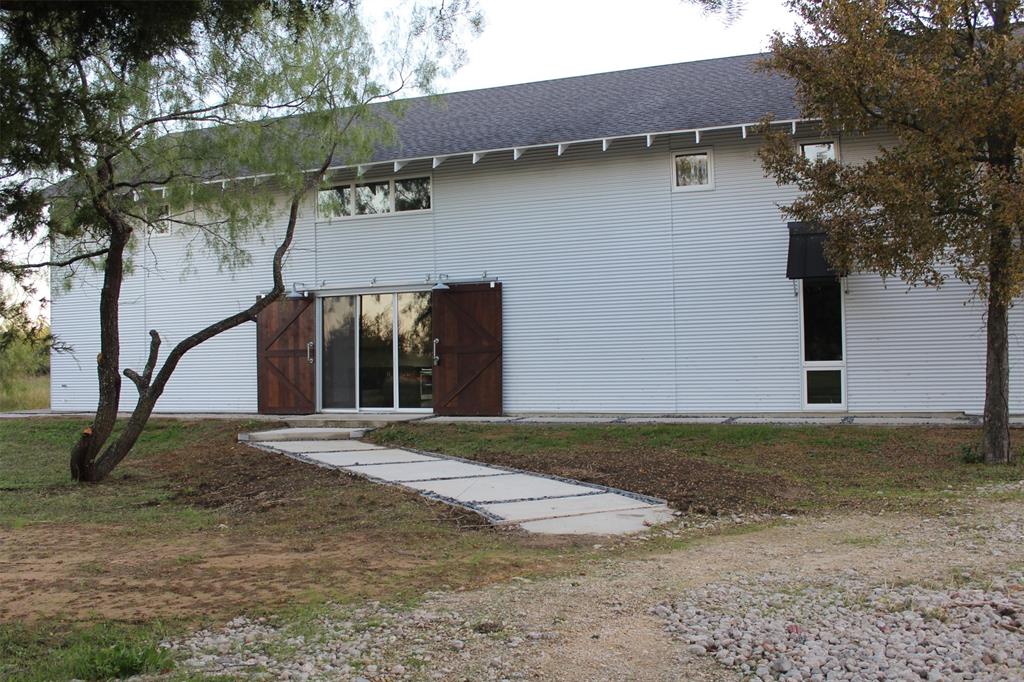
(0, 374, 49, 411)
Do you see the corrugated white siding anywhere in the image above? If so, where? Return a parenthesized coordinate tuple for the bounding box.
(671, 130, 802, 411)
(49, 129, 1022, 414)
(51, 200, 317, 413)
(435, 140, 675, 412)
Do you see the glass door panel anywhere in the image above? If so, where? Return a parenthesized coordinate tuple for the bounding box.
(397, 292, 433, 408)
(321, 295, 357, 409)
(359, 294, 394, 408)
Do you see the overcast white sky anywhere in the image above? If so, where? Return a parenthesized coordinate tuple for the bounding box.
(439, 0, 797, 92)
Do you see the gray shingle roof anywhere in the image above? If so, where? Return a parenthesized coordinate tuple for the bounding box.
(373, 52, 800, 162)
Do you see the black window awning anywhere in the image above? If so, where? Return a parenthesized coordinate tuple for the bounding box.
(786, 222, 838, 280)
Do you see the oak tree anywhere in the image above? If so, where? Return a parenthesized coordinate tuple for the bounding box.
(759, 0, 1023, 463)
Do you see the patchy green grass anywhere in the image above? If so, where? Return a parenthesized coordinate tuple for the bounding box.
(0, 418, 595, 681)
(369, 423, 1024, 513)
(0, 418, 243, 531)
(0, 374, 49, 412)
(0, 620, 175, 682)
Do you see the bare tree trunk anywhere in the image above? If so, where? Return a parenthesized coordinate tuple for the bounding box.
(69, 225, 129, 481)
(983, 293, 1012, 464)
(982, 217, 1013, 466)
(74, 149, 336, 482)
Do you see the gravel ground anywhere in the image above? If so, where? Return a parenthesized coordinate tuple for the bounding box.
(142, 484, 1024, 681)
(656, 572, 1024, 681)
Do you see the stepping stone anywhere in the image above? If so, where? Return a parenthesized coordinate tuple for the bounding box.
(518, 505, 674, 535)
(481, 492, 655, 522)
(268, 440, 382, 453)
(240, 427, 361, 442)
(404, 473, 599, 504)
(344, 460, 507, 482)
(300, 449, 439, 467)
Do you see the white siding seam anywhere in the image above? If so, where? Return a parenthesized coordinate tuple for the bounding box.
(667, 134, 680, 412)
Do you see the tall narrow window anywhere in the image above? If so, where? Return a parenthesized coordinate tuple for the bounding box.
(801, 278, 844, 406)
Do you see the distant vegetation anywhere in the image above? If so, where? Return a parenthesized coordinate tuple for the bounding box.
(0, 326, 50, 411)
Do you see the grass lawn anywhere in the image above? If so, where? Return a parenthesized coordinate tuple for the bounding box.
(0, 418, 589, 681)
(369, 422, 1024, 513)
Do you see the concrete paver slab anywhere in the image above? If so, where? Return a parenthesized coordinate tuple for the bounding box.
(344, 460, 507, 482)
(240, 427, 358, 442)
(299, 450, 439, 467)
(518, 506, 674, 535)
(480, 492, 655, 522)
(404, 474, 599, 503)
(247, 428, 673, 535)
(269, 440, 382, 453)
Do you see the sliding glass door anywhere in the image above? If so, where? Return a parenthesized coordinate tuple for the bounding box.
(319, 291, 432, 411)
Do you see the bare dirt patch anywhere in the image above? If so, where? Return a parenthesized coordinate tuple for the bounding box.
(0, 419, 586, 625)
(370, 422, 1024, 513)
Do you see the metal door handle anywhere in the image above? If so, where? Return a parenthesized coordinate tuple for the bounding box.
(306, 341, 314, 364)
(433, 338, 440, 366)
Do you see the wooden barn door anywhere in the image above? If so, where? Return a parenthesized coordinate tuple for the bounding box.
(256, 297, 316, 414)
(432, 282, 502, 416)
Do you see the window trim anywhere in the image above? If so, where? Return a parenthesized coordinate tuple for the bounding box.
(316, 174, 433, 222)
(670, 148, 715, 193)
(799, 139, 841, 164)
(314, 288, 435, 414)
(798, 278, 847, 410)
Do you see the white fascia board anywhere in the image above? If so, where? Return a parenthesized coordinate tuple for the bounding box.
(208, 117, 818, 184)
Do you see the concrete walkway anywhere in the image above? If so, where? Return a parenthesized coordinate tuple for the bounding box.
(241, 428, 672, 535)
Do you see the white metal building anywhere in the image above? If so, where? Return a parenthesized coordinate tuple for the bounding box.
(49, 54, 1024, 416)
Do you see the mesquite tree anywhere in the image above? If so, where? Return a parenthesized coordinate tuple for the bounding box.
(0, 0, 481, 481)
(758, 0, 1022, 463)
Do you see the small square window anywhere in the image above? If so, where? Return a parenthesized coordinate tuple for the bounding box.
(801, 142, 836, 163)
(674, 152, 712, 190)
(355, 181, 391, 215)
(318, 186, 352, 220)
(395, 177, 431, 212)
(806, 369, 842, 404)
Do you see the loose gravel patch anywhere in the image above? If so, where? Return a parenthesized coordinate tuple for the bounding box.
(656, 571, 1024, 681)
(155, 599, 556, 681)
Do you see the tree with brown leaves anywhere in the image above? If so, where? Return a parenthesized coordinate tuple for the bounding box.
(759, 0, 1023, 463)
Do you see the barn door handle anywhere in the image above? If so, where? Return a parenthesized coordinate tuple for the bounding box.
(433, 338, 440, 366)
(306, 341, 315, 364)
